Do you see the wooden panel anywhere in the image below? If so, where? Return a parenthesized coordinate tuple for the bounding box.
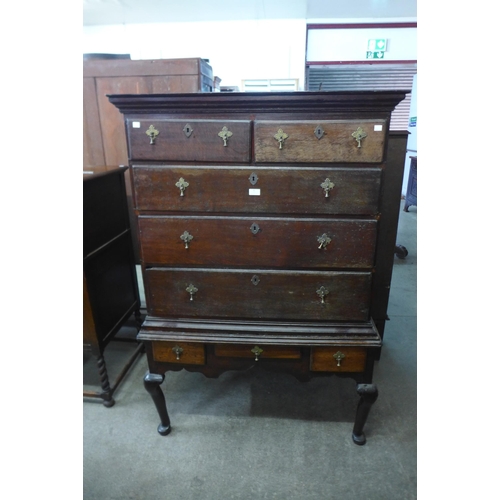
(310, 347, 367, 372)
(83, 58, 210, 79)
(132, 166, 382, 215)
(126, 119, 251, 162)
(139, 216, 377, 269)
(83, 77, 105, 166)
(152, 341, 205, 365)
(214, 344, 301, 359)
(145, 268, 372, 322)
(254, 120, 387, 163)
(95, 77, 152, 166)
(83, 169, 129, 257)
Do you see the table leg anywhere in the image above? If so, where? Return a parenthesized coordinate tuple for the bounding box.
(144, 372, 171, 436)
(97, 355, 115, 407)
(352, 384, 378, 445)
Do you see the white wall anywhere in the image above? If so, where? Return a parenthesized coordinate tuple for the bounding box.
(307, 26, 417, 62)
(83, 19, 308, 89)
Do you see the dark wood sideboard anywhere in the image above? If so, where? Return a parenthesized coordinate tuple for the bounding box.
(83, 166, 143, 406)
(109, 90, 407, 443)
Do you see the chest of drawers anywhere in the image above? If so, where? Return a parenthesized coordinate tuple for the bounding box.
(109, 91, 407, 444)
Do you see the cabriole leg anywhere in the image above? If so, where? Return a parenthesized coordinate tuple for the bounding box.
(352, 384, 378, 445)
(143, 372, 171, 436)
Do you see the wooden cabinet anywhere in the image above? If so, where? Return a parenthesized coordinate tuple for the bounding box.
(83, 167, 143, 406)
(109, 91, 407, 444)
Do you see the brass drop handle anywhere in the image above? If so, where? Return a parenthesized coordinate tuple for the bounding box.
(352, 127, 367, 148)
(320, 178, 335, 197)
(175, 177, 189, 197)
(274, 128, 289, 150)
(172, 345, 184, 360)
(316, 286, 329, 304)
(146, 125, 159, 145)
(186, 284, 198, 301)
(251, 345, 264, 361)
(333, 351, 345, 367)
(218, 126, 233, 146)
(317, 233, 332, 250)
(180, 231, 193, 249)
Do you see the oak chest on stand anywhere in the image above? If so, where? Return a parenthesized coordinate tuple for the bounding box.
(109, 91, 407, 444)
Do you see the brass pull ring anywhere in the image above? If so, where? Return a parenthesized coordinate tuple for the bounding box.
(320, 178, 335, 198)
(316, 286, 329, 304)
(172, 345, 184, 360)
(317, 233, 332, 250)
(180, 231, 193, 249)
(186, 284, 198, 301)
(251, 345, 264, 361)
(352, 127, 367, 148)
(218, 126, 233, 146)
(175, 177, 189, 197)
(333, 351, 345, 367)
(274, 128, 289, 150)
(146, 125, 159, 145)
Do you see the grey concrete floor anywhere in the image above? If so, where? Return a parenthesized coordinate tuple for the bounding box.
(83, 201, 417, 500)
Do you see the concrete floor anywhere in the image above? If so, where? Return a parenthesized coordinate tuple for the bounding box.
(83, 201, 417, 500)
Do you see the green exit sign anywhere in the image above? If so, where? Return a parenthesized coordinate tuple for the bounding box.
(367, 39, 387, 51)
(366, 51, 385, 59)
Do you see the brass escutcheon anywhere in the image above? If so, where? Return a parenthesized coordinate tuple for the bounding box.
(352, 127, 367, 148)
(180, 231, 193, 249)
(172, 345, 184, 360)
(274, 128, 289, 149)
(314, 125, 325, 140)
(146, 125, 159, 144)
(218, 126, 233, 146)
(333, 351, 346, 367)
(320, 178, 335, 197)
(183, 124, 193, 138)
(251, 345, 264, 361)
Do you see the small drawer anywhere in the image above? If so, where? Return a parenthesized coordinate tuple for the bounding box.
(152, 341, 205, 365)
(214, 344, 301, 360)
(310, 347, 367, 372)
(126, 119, 251, 162)
(254, 120, 386, 163)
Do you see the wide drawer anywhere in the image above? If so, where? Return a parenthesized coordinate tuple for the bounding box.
(152, 341, 205, 365)
(126, 119, 251, 162)
(139, 216, 377, 269)
(145, 268, 372, 321)
(310, 346, 367, 372)
(132, 166, 381, 215)
(254, 120, 386, 163)
(214, 344, 301, 360)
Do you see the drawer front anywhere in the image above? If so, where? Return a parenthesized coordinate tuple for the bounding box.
(254, 120, 386, 163)
(132, 166, 381, 215)
(145, 268, 372, 321)
(126, 119, 251, 162)
(139, 216, 377, 269)
(310, 347, 367, 372)
(214, 344, 301, 359)
(152, 341, 205, 365)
